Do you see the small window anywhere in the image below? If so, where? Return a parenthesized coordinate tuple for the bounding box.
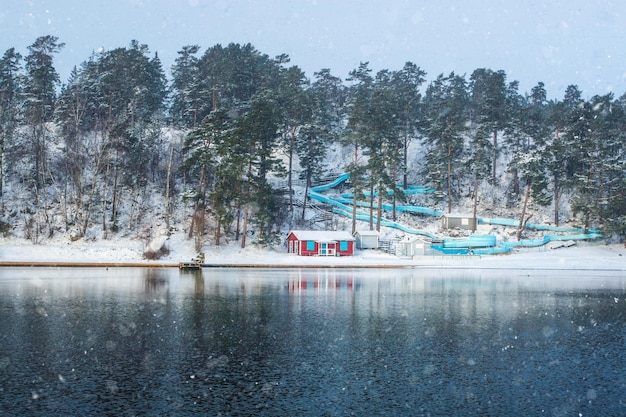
(307, 240, 315, 251)
(340, 241, 348, 251)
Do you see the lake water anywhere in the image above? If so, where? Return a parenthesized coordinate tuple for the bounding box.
(1, 267, 625, 416)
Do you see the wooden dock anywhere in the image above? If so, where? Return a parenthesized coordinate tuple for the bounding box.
(178, 261, 203, 270)
(179, 252, 205, 270)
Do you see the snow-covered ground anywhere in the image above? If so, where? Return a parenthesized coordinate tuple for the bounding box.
(1, 230, 625, 273)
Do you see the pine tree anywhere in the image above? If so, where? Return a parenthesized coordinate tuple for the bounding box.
(183, 108, 230, 246)
(344, 62, 374, 233)
(392, 62, 426, 189)
(422, 72, 468, 213)
(365, 69, 405, 230)
(23, 36, 64, 191)
(170, 45, 202, 128)
(0, 48, 23, 201)
(600, 94, 626, 236)
(276, 65, 311, 213)
(468, 68, 508, 185)
(297, 69, 344, 220)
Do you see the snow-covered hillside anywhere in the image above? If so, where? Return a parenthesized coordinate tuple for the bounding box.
(0, 131, 610, 265)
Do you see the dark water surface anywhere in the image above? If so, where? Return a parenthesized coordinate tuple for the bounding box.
(1, 267, 625, 416)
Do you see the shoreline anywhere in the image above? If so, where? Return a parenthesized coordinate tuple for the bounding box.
(0, 262, 624, 272)
(1, 237, 625, 272)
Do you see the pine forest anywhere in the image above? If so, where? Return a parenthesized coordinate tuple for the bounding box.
(1, 36, 626, 250)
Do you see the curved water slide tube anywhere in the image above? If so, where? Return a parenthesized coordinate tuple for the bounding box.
(308, 173, 601, 254)
(309, 174, 441, 240)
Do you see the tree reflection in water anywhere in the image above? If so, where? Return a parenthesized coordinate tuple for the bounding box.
(0, 267, 625, 416)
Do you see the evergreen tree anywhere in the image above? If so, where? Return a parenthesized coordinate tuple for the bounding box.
(183, 108, 230, 247)
(23, 35, 64, 191)
(513, 83, 552, 239)
(297, 69, 344, 220)
(170, 45, 202, 128)
(195, 43, 283, 119)
(392, 62, 426, 189)
(0, 48, 23, 201)
(590, 94, 625, 229)
(501, 79, 524, 200)
(603, 93, 626, 237)
(468, 68, 508, 185)
(344, 62, 374, 233)
(276, 64, 311, 213)
(365, 69, 405, 229)
(422, 72, 468, 213)
(466, 124, 494, 231)
(566, 94, 613, 232)
(240, 94, 285, 244)
(506, 82, 551, 208)
(54, 41, 168, 234)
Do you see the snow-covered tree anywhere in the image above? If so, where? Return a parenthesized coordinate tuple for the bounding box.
(170, 45, 202, 128)
(296, 68, 344, 220)
(468, 68, 508, 185)
(0, 48, 23, 202)
(422, 72, 468, 213)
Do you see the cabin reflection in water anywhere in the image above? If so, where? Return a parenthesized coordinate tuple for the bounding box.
(287, 269, 357, 292)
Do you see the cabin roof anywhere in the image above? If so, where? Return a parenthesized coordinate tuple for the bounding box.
(354, 230, 379, 236)
(442, 213, 474, 218)
(288, 230, 355, 242)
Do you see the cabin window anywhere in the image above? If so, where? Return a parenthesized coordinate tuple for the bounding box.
(307, 241, 315, 251)
(339, 241, 348, 251)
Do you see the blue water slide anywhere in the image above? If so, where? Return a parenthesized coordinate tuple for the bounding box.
(337, 197, 444, 217)
(430, 245, 512, 255)
(502, 232, 603, 249)
(442, 234, 497, 248)
(328, 203, 440, 240)
(307, 173, 601, 254)
(479, 217, 598, 234)
(310, 173, 351, 193)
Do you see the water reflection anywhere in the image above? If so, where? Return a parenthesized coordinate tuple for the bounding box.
(0, 267, 625, 416)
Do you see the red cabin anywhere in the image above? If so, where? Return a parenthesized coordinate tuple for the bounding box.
(286, 230, 355, 256)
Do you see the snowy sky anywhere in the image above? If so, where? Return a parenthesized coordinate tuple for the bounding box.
(2, 0, 625, 99)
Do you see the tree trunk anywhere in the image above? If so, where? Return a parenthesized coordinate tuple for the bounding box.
(512, 167, 520, 198)
(403, 132, 409, 190)
(188, 203, 197, 239)
(447, 145, 452, 214)
(188, 165, 206, 239)
(351, 141, 358, 235)
(288, 127, 296, 212)
(517, 183, 532, 241)
(241, 205, 249, 248)
(241, 160, 253, 248)
(472, 176, 479, 233)
(110, 149, 119, 227)
(351, 190, 358, 235)
(376, 184, 382, 232)
(165, 144, 174, 231)
(235, 203, 241, 242)
(194, 208, 204, 252)
(553, 180, 560, 226)
(302, 171, 310, 221)
(369, 180, 374, 230)
(492, 129, 498, 185)
(392, 159, 398, 221)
